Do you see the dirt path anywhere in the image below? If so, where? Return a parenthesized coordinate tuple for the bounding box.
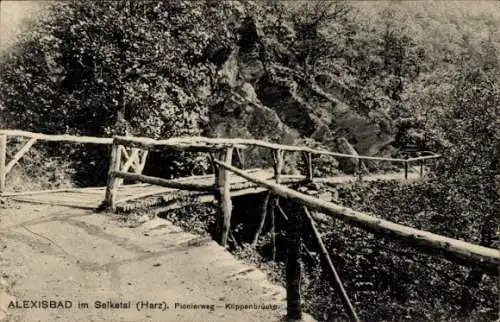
(0, 202, 314, 322)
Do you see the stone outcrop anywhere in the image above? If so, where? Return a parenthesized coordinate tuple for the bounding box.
(207, 11, 396, 161)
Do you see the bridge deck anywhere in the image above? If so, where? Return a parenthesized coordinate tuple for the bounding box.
(3, 169, 419, 210)
(0, 203, 316, 322)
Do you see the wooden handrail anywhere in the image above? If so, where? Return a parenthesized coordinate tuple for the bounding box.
(0, 129, 440, 163)
(0, 129, 113, 144)
(214, 159, 500, 273)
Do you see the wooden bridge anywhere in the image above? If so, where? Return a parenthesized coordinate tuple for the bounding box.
(0, 129, 498, 322)
(0, 130, 432, 211)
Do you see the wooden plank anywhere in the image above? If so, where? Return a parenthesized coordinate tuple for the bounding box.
(115, 187, 173, 204)
(33, 192, 101, 202)
(4, 138, 37, 175)
(0, 134, 6, 194)
(0, 187, 104, 197)
(214, 160, 500, 273)
(9, 197, 97, 209)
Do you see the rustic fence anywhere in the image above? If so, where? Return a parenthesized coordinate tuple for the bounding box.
(0, 129, 439, 196)
(214, 159, 500, 321)
(103, 134, 440, 248)
(1, 129, 469, 321)
(0, 130, 113, 194)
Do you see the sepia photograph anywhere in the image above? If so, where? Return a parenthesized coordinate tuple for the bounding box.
(0, 0, 498, 321)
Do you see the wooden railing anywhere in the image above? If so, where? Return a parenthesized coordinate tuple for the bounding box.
(104, 135, 440, 247)
(214, 159, 500, 321)
(7, 130, 491, 321)
(0, 130, 113, 193)
(0, 130, 440, 241)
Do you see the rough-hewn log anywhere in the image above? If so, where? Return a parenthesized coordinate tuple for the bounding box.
(270, 196, 276, 261)
(286, 209, 302, 321)
(303, 207, 360, 322)
(407, 154, 441, 162)
(270, 149, 285, 260)
(302, 152, 313, 182)
(115, 134, 424, 162)
(272, 149, 284, 184)
(235, 148, 245, 169)
(217, 147, 234, 247)
(404, 159, 409, 180)
(114, 187, 173, 205)
(4, 138, 37, 175)
(214, 160, 500, 273)
(114, 136, 246, 152)
(0, 129, 440, 164)
(121, 148, 139, 172)
(115, 147, 139, 186)
(135, 150, 148, 174)
(0, 130, 112, 144)
(252, 191, 271, 247)
(104, 143, 122, 210)
(0, 134, 6, 193)
(113, 171, 215, 192)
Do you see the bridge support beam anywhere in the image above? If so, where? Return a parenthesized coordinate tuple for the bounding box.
(270, 149, 284, 260)
(104, 140, 122, 211)
(302, 152, 313, 182)
(286, 205, 302, 321)
(0, 134, 6, 194)
(216, 147, 234, 247)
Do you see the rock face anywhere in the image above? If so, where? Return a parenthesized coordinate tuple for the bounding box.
(207, 11, 396, 161)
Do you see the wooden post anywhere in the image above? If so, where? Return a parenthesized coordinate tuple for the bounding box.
(303, 207, 360, 322)
(235, 148, 245, 170)
(357, 157, 363, 180)
(217, 147, 234, 247)
(104, 140, 122, 211)
(252, 191, 271, 247)
(0, 134, 6, 194)
(404, 156, 409, 181)
(286, 206, 302, 321)
(270, 149, 284, 260)
(302, 152, 313, 182)
(272, 149, 284, 184)
(419, 160, 424, 177)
